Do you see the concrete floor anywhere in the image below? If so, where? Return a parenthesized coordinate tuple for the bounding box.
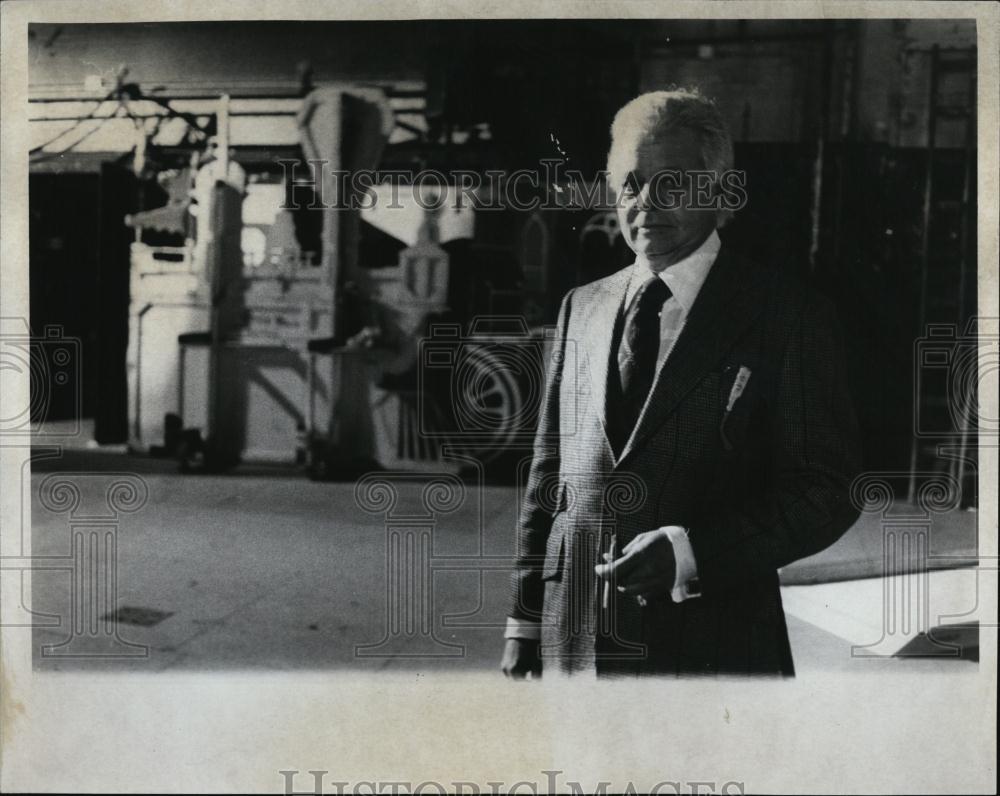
(24, 448, 981, 675)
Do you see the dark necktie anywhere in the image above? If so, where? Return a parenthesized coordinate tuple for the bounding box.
(610, 275, 672, 452)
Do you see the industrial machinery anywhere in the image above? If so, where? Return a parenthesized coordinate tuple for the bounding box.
(125, 85, 550, 475)
(126, 87, 391, 470)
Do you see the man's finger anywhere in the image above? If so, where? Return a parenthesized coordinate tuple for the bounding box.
(618, 578, 671, 597)
(614, 559, 660, 586)
(594, 546, 643, 580)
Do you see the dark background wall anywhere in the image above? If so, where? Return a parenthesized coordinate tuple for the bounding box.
(27, 19, 978, 485)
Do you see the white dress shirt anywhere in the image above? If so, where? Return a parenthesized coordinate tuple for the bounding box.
(505, 231, 722, 640)
(625, 228, 721, 374)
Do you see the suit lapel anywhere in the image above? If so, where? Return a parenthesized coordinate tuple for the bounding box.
(581, 266, 632, 453)
(616, 245, 769, 465)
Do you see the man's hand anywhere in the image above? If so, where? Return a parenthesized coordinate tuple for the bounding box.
(500, 638, 542, 679)
(594, 528, 678, 606)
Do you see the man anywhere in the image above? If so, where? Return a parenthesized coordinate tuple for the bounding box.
(500, 89, 862, 677)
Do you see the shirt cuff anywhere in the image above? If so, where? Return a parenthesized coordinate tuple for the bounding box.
(505, 617, 541, 640)
(663, 525, 701, 603)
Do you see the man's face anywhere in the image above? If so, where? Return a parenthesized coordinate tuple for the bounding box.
(612, 126, 718, 268)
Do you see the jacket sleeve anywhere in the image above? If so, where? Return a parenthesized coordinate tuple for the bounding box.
(688, 291, 863, 594)
(508, 288, 575, 621)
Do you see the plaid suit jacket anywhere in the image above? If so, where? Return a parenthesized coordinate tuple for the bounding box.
(509, 244, 862, 676)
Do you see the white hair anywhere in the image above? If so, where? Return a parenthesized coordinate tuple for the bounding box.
(607, 88, 736, 225)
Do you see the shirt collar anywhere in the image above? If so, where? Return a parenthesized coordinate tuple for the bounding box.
(628, 230, 721, 315)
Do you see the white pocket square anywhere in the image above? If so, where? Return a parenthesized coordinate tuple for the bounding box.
(725, 366, 752, 413)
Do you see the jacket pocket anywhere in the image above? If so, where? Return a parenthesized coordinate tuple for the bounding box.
(548, 480, 568, 517)
(541, 515, 566, 582)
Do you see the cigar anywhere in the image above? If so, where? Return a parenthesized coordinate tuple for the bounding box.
(602, 535, 616, 610)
